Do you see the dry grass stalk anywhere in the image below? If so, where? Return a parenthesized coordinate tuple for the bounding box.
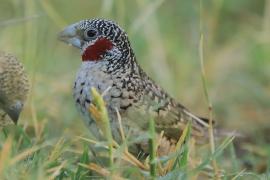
(47, 160, 67, 180)
(199, 6, 220, 176)
(10, 144, 46, 166)
(164, 122, 191, 173)
(47, 137, 65, 162)
(79, 163, 125, 180)
(115, 108, 126, 146)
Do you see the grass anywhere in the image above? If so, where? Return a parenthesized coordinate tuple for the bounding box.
(0, 91, 238, 179)
(0, 0, 270, 179)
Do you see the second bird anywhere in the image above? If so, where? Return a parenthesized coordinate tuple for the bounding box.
(0, 51, 29, 126)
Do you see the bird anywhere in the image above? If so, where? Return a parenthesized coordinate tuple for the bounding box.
(58, 18, 211, 155)
(0, 51, 29, 127)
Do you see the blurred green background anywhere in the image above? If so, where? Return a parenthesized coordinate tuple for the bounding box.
(0, 0, 269, 174)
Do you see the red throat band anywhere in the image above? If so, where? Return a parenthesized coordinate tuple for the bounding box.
(82, 38, 113, 61)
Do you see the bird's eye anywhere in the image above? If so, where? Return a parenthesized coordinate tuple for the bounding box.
(84, 28, 97, 39)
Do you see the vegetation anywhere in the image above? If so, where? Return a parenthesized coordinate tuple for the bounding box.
(0, 0, 269, 179)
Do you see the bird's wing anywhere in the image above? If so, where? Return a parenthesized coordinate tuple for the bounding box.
(154, 99, 209, 140)
(138, 76, 210, 140)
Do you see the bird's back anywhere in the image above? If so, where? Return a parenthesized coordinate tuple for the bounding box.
(0, 52, 29, 103)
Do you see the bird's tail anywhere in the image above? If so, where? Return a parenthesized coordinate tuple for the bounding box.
(182, 109, 243, 140)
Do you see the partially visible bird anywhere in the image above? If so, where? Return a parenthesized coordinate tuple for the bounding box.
(0, 51, 29, 126)
(58, 19, 211, 155)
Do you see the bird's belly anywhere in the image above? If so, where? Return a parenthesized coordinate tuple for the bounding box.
(73, 63, 152, 150)
(73, 65, 115, 139)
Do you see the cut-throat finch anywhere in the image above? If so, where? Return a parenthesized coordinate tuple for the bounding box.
(0, 51, 29, 126)
(58, 19, 211, 155)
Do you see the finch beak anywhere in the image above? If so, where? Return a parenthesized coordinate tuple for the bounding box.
(4, 101, 24, 124)
(6, 106, 21, 124)
(58, 23, 82, 49)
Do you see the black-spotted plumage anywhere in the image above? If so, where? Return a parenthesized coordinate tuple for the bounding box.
(58, 19, 210, 155)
